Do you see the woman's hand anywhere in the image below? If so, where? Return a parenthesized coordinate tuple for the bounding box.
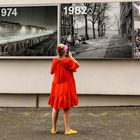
(68, 51, 79, 67)
(68, 51, 73, 58)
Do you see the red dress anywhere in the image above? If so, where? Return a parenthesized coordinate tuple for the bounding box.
(48, 57, 79, 110)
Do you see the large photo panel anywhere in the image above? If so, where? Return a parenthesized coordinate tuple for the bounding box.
(134, 2, 140, 58)
(61, 2, 133, 59)
(0, 5, 58, 56)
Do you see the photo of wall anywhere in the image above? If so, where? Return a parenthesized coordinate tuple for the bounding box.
(0, 6, 57, 56)
(61, 2, 132, 59)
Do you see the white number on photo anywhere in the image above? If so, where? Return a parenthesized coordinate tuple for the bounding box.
(1, 8, 17, 17)
(63, 6, 87, 15)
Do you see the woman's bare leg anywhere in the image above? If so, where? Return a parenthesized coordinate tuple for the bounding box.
(64, 108, 70, 132)
(52, 108, 59, 131)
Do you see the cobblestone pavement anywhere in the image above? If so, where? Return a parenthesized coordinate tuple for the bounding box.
(0, 107, 140, 140)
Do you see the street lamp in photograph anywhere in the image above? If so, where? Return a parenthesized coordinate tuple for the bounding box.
(20, 26, 27, 35)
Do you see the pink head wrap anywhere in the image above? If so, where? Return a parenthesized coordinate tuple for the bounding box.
(64, 45, 68, 51)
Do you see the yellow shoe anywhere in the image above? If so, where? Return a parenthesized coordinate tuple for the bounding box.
(50, 129, 57, 134)
(65, 129, 78, 135)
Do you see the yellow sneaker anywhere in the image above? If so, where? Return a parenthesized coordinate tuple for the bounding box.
(65, 129, 78, 135)
(50, 129, 57, 134)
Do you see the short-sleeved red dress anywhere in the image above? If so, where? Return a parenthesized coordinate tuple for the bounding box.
(48, 57, 79, 110)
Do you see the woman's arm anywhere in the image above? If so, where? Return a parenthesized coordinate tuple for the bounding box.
(68, 51, 79, 67)
(50, 58, 56, 74)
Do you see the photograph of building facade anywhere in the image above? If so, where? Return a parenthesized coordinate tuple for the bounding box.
(61, 2, 132, 59)
(0, 6, 57, 56)
(61, 4, 72, 38)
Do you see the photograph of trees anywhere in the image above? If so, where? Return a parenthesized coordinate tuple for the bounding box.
(61, 2, 132, 59)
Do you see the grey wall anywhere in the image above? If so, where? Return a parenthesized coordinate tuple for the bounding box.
(0, 59, 139, 95)
(0, 0, 140, 107)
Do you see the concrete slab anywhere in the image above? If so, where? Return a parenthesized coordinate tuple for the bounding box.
(0, 107, 140, 140)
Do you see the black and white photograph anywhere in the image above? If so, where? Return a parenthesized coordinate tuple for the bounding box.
(134, 1, 140, 58)
(61, 2, 132, 59)
(0, 5, 57, 56)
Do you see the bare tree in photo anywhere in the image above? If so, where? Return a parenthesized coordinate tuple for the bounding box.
(96, 3, 110, 37)
(88, 3, 98, 39)
(74, 3, 91, 40)
(83, 3, 92, 40)
(113, 13, 120, 35)
(73, 15, 83, 26)
(73, 13, 84, 36)
(70, 14, 74, 45)
(103, 16, 111, 35)
(87, 2, 110, 39)
(102, 15, 111, 37)
(71, 14, 84, 45)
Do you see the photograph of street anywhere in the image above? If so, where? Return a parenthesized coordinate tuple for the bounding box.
(0, 6, 57, 56)
(134, 2, 140, 58)
(61, 2, 132, 59)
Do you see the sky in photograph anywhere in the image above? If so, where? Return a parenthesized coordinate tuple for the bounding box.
(134, 2, 140, 29)
(73, 2, 120, 32)
(0, 6, 57, 30)
(105, 2, 120, 31)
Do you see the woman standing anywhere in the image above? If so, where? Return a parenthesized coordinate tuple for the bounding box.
(48, 43, 79, 135)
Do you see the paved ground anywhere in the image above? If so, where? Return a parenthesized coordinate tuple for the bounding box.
(104, 35, 132, 58)
(74, 37, 110, 58)
(0, 107, 140, 140)
(70, 35, 132, 59)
